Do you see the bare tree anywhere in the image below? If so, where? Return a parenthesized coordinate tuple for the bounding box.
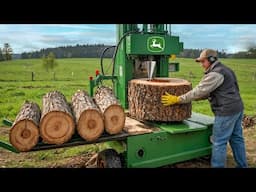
(42, 52, 58, 72)
(0, 48, 4, 61)
(2, 43, 13, 60)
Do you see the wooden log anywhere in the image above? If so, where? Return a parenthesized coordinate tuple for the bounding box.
(9, 101, 40, 152)
(71, 90, 104, 141)
(128, 78, 192, 121)
(94, 86, 125, 134)
(40, 91, 75, 144)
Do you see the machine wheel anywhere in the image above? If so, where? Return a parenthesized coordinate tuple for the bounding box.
(97, 149, 122, 168)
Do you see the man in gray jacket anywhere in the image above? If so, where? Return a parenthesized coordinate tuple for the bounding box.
(161, 49, 248, 168)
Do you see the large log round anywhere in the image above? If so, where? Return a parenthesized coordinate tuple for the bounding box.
(10, 101, 40, 152)
(128, 78, 192, 122)
(71, 90, 104, 141)
(40, 91, 75, 144)
(94, 86, 125, 135)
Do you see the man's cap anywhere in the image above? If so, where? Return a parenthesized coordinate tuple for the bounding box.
(195, 49, 218, 62)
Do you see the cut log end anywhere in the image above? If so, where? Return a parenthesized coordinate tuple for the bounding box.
(94, 86, 126, 135)
(104, 105, 125, 134)
(128, 78, 192, 122)
(77, 110, 104, 141)
(10, 120, 39, 152)
(40, 111, 75, 144)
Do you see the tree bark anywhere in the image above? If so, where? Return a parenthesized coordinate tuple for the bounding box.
(94, 86, 125, 134)
(128, 78, 192, 121)
(71, 90, 104, 141)
(10, 101, 40, 152)
(40, 91, 75, 144)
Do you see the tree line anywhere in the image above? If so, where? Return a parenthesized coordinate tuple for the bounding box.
(178, 49, 228, 58)
(20, 45, 232, 59)
(13, 44, 256, 59)
(21, 44, 115, 59)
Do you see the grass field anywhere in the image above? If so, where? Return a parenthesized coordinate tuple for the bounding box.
(0, 58, 103, 125)
(1, 58, 256, 123)
(0, 58, 255, 167)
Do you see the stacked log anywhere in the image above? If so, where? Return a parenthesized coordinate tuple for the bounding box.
(9, 101, 40, 152)
(71, 90, 104, 141)
(94, 86, 125, 134)
(9, 87, 127, 151)
(128, 78, 192, 121)
(40, 91, 75, 144)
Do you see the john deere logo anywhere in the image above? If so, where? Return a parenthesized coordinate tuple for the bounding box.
(147, 36, 165, 52)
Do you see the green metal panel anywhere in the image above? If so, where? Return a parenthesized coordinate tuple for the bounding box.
(127, 128, 212, 168)
(155, 120, 207, 134)
(126, 34, 182, 55)
(158, 55, 169, 77)
(170, 36, 183, 54)
(0, 140, 19, 153)
(126, 114, 213, 168)
(188, 112, 214, 126)
(114, 24, 134, 109)
(2, 119, 13, 127)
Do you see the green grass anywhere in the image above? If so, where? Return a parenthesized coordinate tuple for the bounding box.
(1, 58, 255, 123)
(0, 58, 106, 124)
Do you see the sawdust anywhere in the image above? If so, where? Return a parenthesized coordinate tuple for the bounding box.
(243, 114, 256, 128)
(49, 152, 97, 168)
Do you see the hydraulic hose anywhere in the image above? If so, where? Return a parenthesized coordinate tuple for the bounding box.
(111, 31, 140, 77)
(100, 45, 116, 75)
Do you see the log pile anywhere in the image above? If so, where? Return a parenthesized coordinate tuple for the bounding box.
(94, 86, 125, 134)
(9, 88, 126, 151)
(71, 90, 104, 141)
(128, 78, 192, 121)
(9, 101, 40, 152)
(40, 91, 75, 145)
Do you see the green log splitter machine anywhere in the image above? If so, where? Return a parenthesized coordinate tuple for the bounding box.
(0, 24, 214, 168)
(89, 24, 214, 168)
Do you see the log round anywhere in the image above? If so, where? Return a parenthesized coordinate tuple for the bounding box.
(94, 86, 125, 135)
(9, 101, 40, 152)
(128, 78, 192, 122)
(40, 91, 75, 144)
(71, 90, 104, 141)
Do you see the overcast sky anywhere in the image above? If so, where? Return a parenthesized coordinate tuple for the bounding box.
(1, 24, 256, 54)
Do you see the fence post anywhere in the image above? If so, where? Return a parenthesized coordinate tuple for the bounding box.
(253, 72, 256, 81)
(31, 72, 34, 81)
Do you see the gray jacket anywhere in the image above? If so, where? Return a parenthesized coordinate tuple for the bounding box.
(179, 61, 243, 116)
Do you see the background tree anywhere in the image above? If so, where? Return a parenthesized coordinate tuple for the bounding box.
(0, 48, 4, 61)
(2, 43, 13, 60)
(42, 52, 58, 72)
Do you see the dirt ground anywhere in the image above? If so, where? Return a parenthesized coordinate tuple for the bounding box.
(0, 125, 255, 168)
